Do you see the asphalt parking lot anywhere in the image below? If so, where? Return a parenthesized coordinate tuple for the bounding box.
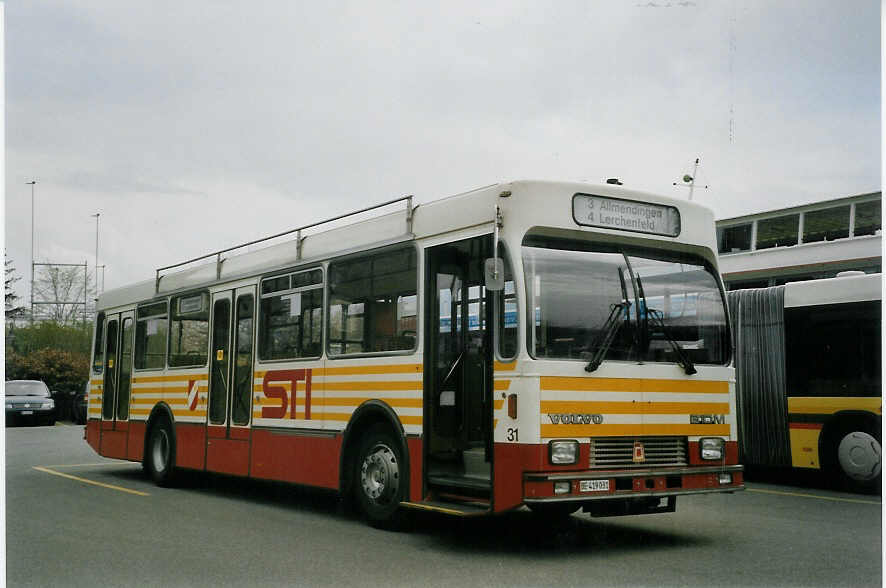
(5, 424, 882, 587)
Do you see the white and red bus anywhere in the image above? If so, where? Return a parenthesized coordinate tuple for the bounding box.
(86, 179, 743, 526)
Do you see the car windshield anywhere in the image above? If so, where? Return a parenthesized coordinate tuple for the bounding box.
(522, 235, 730, 366)
(5, 381, 50, 396)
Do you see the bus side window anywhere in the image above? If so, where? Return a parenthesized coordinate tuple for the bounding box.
(328, 246, 417, 355)
(135, 300, 168, 370)
(259, 268, 324, 361)
(92, 311, 105, 374)
(168, 292, 210, 368)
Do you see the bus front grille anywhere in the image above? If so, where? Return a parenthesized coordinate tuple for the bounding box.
(589, 436, 688, 468)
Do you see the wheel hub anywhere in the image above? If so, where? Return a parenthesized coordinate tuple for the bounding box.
(837, 431, 881, 481)
(360, 444, 398, 504)
(152, 429, 169, 473)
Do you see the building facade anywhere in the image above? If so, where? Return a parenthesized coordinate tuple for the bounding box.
(716, 192, 881, 289)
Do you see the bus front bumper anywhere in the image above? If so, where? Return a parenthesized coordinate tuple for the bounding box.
(523, 464, 745, 506)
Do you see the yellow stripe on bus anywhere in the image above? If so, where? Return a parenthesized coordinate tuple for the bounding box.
(540, 423, 730, 438)
(320, 397, 422, 408)
(323, 381, 422, 391)
(321, 364, 422, 375)
(787, 397, 881, 415)
(300, 412, 422, 425)
(494, 399, 504, 410)
(132, 375, 202, 383)
(494, 361, 517, 371)
(254, 364, 422, 379)
(254, 397, 420, 409)
(540, 377, 728, 394)
(540, 400, 731, 415)
(131, 386, 191, 394)
(494, 380, 511, 391)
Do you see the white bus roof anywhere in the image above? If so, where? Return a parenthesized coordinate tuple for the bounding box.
(784, 272, 882, 307)
(97, 179, 719, 311)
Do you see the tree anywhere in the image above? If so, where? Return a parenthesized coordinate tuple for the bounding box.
(7, 321, 92, 355)
(5, 253, 26, 322)
(31, 264, 95, 325)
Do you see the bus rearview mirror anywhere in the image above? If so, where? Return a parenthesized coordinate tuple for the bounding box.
(484, 258, 504, 291)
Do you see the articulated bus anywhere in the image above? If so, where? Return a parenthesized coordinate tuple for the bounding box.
(728, 272, 881, 492)
(86, 179, 743, 526)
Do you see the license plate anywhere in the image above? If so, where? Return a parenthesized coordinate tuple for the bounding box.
(579, 479, 610, 493)
(21, 410, 33, 415)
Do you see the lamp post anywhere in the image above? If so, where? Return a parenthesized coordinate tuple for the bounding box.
(26, 180, 36, 324)
(672, 158, 708, 201)
(91, 213, 100, 311)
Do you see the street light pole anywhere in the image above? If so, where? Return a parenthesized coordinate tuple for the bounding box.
(26, 180, 36, 324)
(91, 213, 100, 309)
(672, 158, 708, 201)
(688, 158, 699, 201)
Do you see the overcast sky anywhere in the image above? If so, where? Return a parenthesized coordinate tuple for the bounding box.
(3, 1, 881, 301)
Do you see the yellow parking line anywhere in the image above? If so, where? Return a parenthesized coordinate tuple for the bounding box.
(32, 466, 150, 496)
(747, 487, 880, 505)
(40, 462, 127, 468)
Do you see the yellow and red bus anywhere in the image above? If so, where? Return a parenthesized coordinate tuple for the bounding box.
(86, 179, 743, 526)
(728, 272, 881, 492)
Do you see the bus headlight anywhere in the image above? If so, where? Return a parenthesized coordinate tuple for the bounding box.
(700, 437, 725, 460)
(549, 440, 579, 465)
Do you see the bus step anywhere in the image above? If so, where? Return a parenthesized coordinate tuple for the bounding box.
(428, 474, 491, 492)
(400, 500, 489, 517)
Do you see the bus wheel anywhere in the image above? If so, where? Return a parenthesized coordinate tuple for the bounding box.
(145, 420, 176, 487)
(834, 430, 881, 493)
(527, 503, 581, 519)
(354, 424, 406, 529)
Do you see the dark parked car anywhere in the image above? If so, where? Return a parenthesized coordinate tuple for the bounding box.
(72, 382, 89, 425)
(5, 380, 56, 426)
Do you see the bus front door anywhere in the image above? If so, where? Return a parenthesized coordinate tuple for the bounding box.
(205, 287, 256, 476)
(99, 311, 134, 459)
(425, 236, 493, 497)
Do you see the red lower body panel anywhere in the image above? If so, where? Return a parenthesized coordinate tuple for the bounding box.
(407, 438, 422, 502)
(175, 423, 206, 470)
(85, 419, 100, 453)
(206, 438, 250, 476)
(127, 421, 146, 461)
(493, 443, 524, 512)
(250, 429, 341, 489)
(100, 430, 128, 459)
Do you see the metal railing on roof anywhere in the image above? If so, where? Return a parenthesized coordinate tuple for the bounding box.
(155, 195, 414, 293)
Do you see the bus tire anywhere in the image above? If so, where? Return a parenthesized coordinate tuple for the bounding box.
(353, 423, 406, 529)
(826, 421, 881, 494)
(527, 503, 581, 519)
(144, 419, 176, 487)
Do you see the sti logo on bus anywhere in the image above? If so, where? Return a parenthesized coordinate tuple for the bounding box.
(549, 413, 604, 425)
(690, 414, 726, 425)
(262, 369, 313, 419)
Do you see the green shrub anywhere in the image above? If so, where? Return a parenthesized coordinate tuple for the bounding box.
(5, 348, 89, 394)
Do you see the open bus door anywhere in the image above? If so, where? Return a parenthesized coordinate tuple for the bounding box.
(425, 236, 494, 503)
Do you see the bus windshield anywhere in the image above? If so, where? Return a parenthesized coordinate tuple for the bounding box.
(523, 236, 730, 366)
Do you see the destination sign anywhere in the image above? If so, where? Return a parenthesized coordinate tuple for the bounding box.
(572, 193, 681, 237)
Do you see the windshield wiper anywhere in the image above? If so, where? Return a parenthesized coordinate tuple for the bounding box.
(636, 275, 697, 375)
(584, 301, 630, 373)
